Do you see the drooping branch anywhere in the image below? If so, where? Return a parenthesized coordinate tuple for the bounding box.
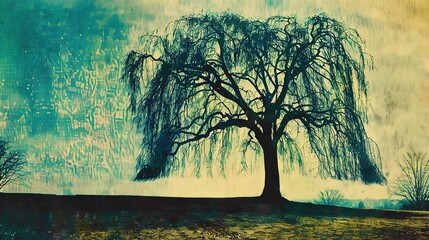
(174, 118, 262, 151)
(122, 12, 385, 184)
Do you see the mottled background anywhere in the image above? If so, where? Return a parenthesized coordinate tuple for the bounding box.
(0, 0, 428, 201)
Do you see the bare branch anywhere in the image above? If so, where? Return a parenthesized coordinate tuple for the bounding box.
(0, 139, 28, 190)
(393, 151, 429, 210)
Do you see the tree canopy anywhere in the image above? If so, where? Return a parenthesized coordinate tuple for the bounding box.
(122, 12, 385, 197)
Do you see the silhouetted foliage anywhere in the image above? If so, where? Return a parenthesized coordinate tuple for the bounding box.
(315, 189, 344, 206)
(122, 12, 385, 200)
(358, 201, 365, 209)
(0, 138, 27, 190)
(393, 151, 429, 210)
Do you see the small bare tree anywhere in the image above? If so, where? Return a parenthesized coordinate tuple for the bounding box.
(393, 151, 429, 210)
(0, 138, 27, 190)
(315, 189, 344, 206)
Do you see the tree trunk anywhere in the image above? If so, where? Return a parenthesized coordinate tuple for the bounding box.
(260, 139, 283, 202)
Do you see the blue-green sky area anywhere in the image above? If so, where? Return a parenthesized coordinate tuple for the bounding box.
(0, 0, 428, 200)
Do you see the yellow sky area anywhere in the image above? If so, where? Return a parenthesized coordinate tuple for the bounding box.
(81, 0, 429, 199)
(175, 1, 425, 197)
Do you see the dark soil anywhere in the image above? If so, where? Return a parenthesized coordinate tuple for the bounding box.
(0, 193, 428, 239)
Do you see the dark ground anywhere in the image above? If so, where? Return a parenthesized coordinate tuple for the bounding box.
(0, 193, 428, 239)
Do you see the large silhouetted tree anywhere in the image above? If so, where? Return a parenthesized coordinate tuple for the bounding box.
(122, 13, 385, 201)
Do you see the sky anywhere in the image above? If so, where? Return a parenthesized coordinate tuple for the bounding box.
(1, 0, 428, 201)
